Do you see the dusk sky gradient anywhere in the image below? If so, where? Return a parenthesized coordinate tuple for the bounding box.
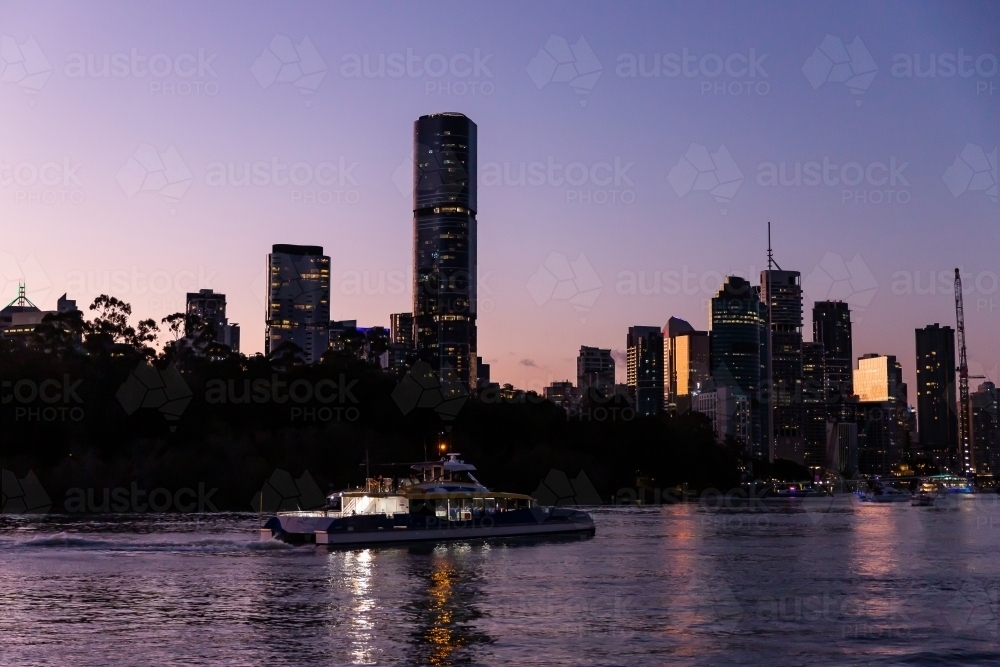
(1, 0, 997, 394)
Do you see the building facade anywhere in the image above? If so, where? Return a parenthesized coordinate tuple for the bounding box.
(663, 317, 710, 414)
(693, 384, 751, 452)
(915, 324, 958, 469)
(577, 346, 615, 398)
(710, 276, 764, 456)
(813, 300, 854, 419)
(412, 112, 478, 390)
(802, 341, 827, 469)
(265, 244, 330, 363)
(186, 288, 240, 352)
(627, 326, 664, 415)
(971, 381, 998, 476)
(761, 269, 804, 465)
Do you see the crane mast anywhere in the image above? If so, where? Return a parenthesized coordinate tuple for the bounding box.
(954, 268, 973, 475)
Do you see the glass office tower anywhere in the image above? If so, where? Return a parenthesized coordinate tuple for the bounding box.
(412, 113, 478, 389)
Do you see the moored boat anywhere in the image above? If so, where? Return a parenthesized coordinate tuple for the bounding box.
(260, 453, 596, 546)
(858, 482, 909, 503)
(910, 480, 941, 506)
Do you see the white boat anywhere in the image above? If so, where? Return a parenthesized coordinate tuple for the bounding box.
(260, 453, 596, 546)
(859, 483, 909, 503)
(911, 480, 942, 506)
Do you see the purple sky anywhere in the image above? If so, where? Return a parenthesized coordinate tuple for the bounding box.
(1, 0, 997, 394)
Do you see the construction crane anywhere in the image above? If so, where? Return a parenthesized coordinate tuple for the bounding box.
(954, 268, 974, 475)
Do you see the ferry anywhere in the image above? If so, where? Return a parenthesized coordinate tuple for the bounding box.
(259, 453, 596, 546)
(927, 473, 974, 495)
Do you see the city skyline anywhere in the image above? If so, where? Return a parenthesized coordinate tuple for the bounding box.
(1, 0, 997, 396)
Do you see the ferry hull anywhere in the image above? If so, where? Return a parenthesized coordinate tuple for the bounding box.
(262, 508, 595, 546)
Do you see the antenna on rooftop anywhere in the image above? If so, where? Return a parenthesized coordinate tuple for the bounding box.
(5, 283, 37, 309)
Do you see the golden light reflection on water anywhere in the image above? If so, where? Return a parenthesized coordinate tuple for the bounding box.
(408, 544, 490, 666)
(340, 549, 376, 665)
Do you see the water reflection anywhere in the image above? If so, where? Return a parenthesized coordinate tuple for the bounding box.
(404, 544, 492, 666)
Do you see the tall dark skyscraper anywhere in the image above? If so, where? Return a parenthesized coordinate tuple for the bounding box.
(710, 276, 764, 456)
(915, 324, 958, 469)
(412, 112, 478, 389)
(627, 326, 664, 415)
(802, 340, 827, 468)
(761, 269, 804, 465)
(266, 244, 330, 364)
(813, 301, 854, 418)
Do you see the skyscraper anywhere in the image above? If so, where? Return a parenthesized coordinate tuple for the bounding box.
(761, 269, 804, 465)
(710, 276, 764, 455)
(412, 112, 478, 389)
(663, 316, 710, 413)
(266, 244, 330, 363)
(577, 346, 615, 397)
(971, 381, 998, 476)
(813, 301, 854, 415)
(802, 341, 827, 468)
(915, 324, 958, 469)
(627, 326, 664, 415)
(854, 353, 905, 474)
(389, 312, 414, 347)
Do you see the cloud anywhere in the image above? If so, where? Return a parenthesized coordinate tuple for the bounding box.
(520, 359, 537, 367)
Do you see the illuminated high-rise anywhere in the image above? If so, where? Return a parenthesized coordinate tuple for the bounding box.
(412, 112, 478, 389)
(265, 244, 330, 363)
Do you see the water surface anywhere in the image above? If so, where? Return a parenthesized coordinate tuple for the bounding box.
(1, 497, 998, 666)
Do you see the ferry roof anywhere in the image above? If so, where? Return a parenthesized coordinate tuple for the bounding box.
(411, 453, 477, 473)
